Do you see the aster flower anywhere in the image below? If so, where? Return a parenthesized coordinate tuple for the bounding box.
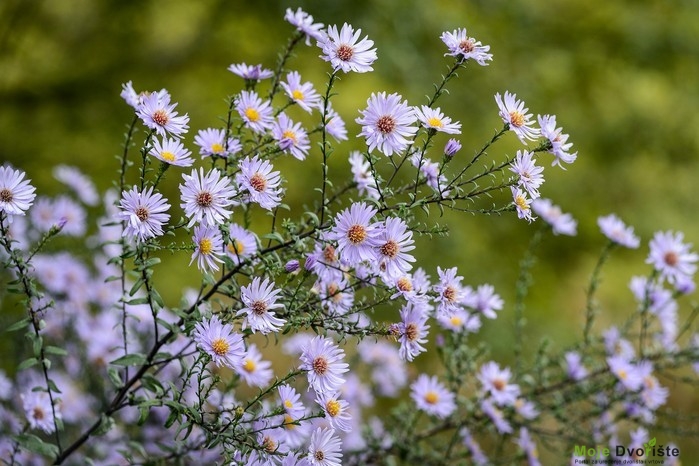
(136, 89, 189, 138)
(538, 114, 577, 168)
(412, 155, 450, 196)
(478, 361, 520, 406)
(315, 392, 352, 432)
(236, 344, 273, 388)
(433, 266, 468, 317)
(515, 428, 541, 466)
(179, 168, 236, 227)
(414, 105, 462, 134)
(641, 372, 668, 410)
(237, 277, 286, 334)
(307, 427, 343, 466)
(306, 238, 343, 282)
(285, 8, 325, 45)
(281, 71, 322, 113)
(120, 80, 141, 108)
(194, 128, 242, 159)
(328, 202, 381, 267)
(461, 428, 489, 466)
(410, 374, 456, 419)
(318, 23, 377, 73)
(192, 314, 245, 368)
(299, 335, 349, 394)
(318, 276, 355, 316)
(514, 398, 540, 420)
(0, 166, 36, 218)
(149, 136, 195, 167)
(511, 186, 535, 222)
(53, 165, 98, 206)
(495, 91, 540, 143)
(481, 398, 512, 434)
(227, 62, 273, 81)
(440, 28, 493, 65)
(325, 105, 348, 141)
(444, 138, 462, 158)
(226, 223, 258, 265)
(236, 155, 283, 210)
(607, 355, 644, 391)
(532, 198, 577, 236)
(21, 391, 61, 434)
(646, 230, 698, 285)
(471, 284, 504, 319)
(278, 384, 305, 418)
(597, 214, 640, 248)
(52, 195, 87, 236)
(565, 351, 588, 381)
(510, 150, 544, 198)
(348, 151, 380, 200)
(272, 113, 311, 160)
(437, 308, 482, 333)
(190, 224, 224, 272)
(235, 90, 275, 134)
(356, 92, 418, 156)
(117, 186, 170, 242)
(395, 302, 430, 362)
(375, 217, 415, 279)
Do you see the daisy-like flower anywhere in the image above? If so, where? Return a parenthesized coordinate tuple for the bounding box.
(136, 89, 189, 138)
(272, 113, 311, 160)
(117, 186, 170, 242)
(440, 28, 493, 65)
(395, 302, 430, 362)
(471, 284, 504, 319)
(306, 238, 343, 282)
(149, 136, 194, 167)
(495, 91, 539, 143)
(412, 155, 450, 196)
(53, 165, 99, 206)
(299, 335, 349, 394)
(21, 391, 61, 434)
(237, 277, 286, 334)
(192, 314, 245, 368)
(532, 198, 577, 236)
(348, 151, 380, 200)
(278, 384, 305, 418)
(307, 427, 343, 466)
(226, 223, 258, 265)
(236, 156, 283, 210)
(433, 266, 468, 317)
(647, 230, 698, 285)
(414, 106, 462, 134)
(190, 224, 224, 272)
(227, 62, 273, 81)
(444, 138, 462, 158)
(281, 71, 322, 113)
(235, 90, 274, 134)
(356, 92, 418, 156)
(538, 114, 577, 168)
(461, 427, 489, 466)
(437, 308, 482, 334)
(478, 361, 520, 406)
(51, 196, 86, 236)
(236, 344, 273, 388)
(315, 392, 352, 432)
(607, 355, 644, 392)
(410, 374, 456, 419)
(376, 217, 415, 279)
(515, 428, 541, 466)
(285, 8, 325, 45)
(510, 150, 544, 198)
(597, 214, 640, 248)
(564, 351, 588, 381)
(194, 128, 242, 159)
(120, 80, 142, 108)
(318, 276, 355, 316)
(481, 398, 512, 434)
(317, 23, 377, 73)
(0, 166, 36, 218)
(179, 168, 236, 227)
(511, 186, 535, 223)
(325, 105, 348, 141)
(328, 202, 381, 267)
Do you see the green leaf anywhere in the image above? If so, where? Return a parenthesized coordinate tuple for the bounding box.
(107, 367, 123, 388)
(94, 414, 115, 436)
(16, 433, 59, 458)
(6, 317, 31, 332)
(110, 353, 147, 367)
(18, 357, 39, 371)
(45, 345, 68, 356)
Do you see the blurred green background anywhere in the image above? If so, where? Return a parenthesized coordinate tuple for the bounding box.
(2, 0, 698, 461)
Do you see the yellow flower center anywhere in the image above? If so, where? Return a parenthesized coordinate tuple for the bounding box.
(325, 399, 341, 417)
(514, 194, 529, 210)
(282, 129, 297, 144)
(424, 391, 439, 404)
(450, 316, 462, 326)
(283, 414, 296, 430)
(380, 240, 399, 258)
(227, 239, 244, 255)
(397, 276, 413, 292)
(427, 117, 444, 128)
(618, 369, 627, 380)
(161, 151, 176, 162)
(292, 89, 304, 101)
(211, 142, 224, 153)
(284, 399, 294, 409)
(243, 358, 256, 372)
(347, 224, 367, 244)
(245, 107, 260, 122)
(211, 338, 230, 356)
(199, 238, 213, 255)
(509, 111, 525, 127)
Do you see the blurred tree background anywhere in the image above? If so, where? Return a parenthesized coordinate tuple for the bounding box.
(1, 0, 698, 461)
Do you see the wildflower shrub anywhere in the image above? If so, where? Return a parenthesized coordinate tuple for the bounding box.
(1, 8, 698, 465)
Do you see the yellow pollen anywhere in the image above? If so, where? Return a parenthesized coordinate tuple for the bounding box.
(618, 369, 628, 380)
(245, 107, 260, 122)
(211, 338, 230, 356)
(509, 111, 525, 127)
(514, 195, 529, 210)
(283, 414, 296, 430)
(292, 89, 305, 100)
(326, 399, 341, 417)
(282, 129, 297, 143)
(211, 142, 225, 153)
(284, 399, 294, 409)
(397, 277, 413, 292)
(347, 224, 367, 244)
(198, 238, 213, 255)
(450, 316, 462, 326)
(380, 240, 399, 258)
(249, 172, 267, 192)
(427, 117, 444, 128)
(227, 239, 244, 255)
(243, 358, 256, 372)
(161, 151, 176, 162)
(424, 391, 439, 404)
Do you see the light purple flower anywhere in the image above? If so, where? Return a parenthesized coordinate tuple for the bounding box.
(440, 28, 493, 65)
(53, 165, 98, 206)
(512, 186, 535, 223)
(315, 391, 352, 432)
(236, 155, 282, 210)
(281, 71, 322, 113)
(328, 202, 381, 267)
(565, 351, 588, 381)
(410, 374, 456, 419)
(272, 113, 311, 160)
(325, 105, 348, 141)
(532, 198, 577, 236)
(434, 266, 469, 317)
(597, 214, 640, 248)
(478, 361, 520, 406)
(348, 151, 380, 200)
(117, 186, 170, 242)
(538, 114, 577, 168)
(236, 277, 286, 334)
(510, 150, 544, 198)
(356, 92, 418, 156)
(180, 168, 236, 227)
(0, 166, 36, 218)
(235, 90, 274, 134)
(444, 138, 462, 158)
(307, 427, 342, 466)
(21, 391, 61, 434)
(376, 217, 415, 279)
(227, 63, 273, 81)
(192, 314, 245, 368)
(193, 128, 241, 159)
(149, 136, 195, 166)
(396, 302, 429, 362)
(414, 105, 462, 134)
(226, 223, 258, 265)
(495, 91, 539, 143)
(190, 224, 224, 272)
(285, 7, 325, 45)
(647, 230, 698, 285)
(236, 344, 273, 388)
(136, 89, 189, 138)
(299, 336, 349, 395)
(317, 23, 377, 73)
(471, 284, 503, 319)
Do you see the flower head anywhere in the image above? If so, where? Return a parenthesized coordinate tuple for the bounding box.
(598, 214, 640, 248)
(272, 113, 311, 160)
(21, 391, 61, 434)
(236, 344, 273, 388)
(180, 168, 236, 227)
(236, 156, 283, 210)
(53, 165, 98, 206)
(325, 105, 348, 141)
(226, 223, 258, 265)
(190, 224, 224, 272)
(307, 427, 343, 466)
(376, 217, 416, 279)
(414, 105, 462, 134)
(315, 392, 352, 432)
(495, 91, 539, 143)
(149, 136, 195, 167)
(281, 71, 322, 113)
(410, 374, 456, 419)
(478, 361, 520, 406)
(193, 314, 245, 368)
(235, 90, 274, 134)
(433, 266, 469, 317)
(532, 198, 577, 236)
(510, 150, 544, 198)
(440, 28, 493, 65)
(396, 302, 430, 362)
(538, 114, 577, 168)
(647, 230, 698, 285)
(318, 23, 377, 73)
(356, 92, 418, 156)
(194, 128, 241, 159)
(136, 89, 189, 138)
(329, 202, 381, 266)
(0, 166, 36, 218)
(300, 336, 349, 395)
(444, 138, 462, 158)
(237, 277, 286, 334)
(227, 63, 273, 81)
(348, 151, 380, 200)
(117, 186, 170, 242)
(285, 7, 325, 45)
(511, 186, 535, 223)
